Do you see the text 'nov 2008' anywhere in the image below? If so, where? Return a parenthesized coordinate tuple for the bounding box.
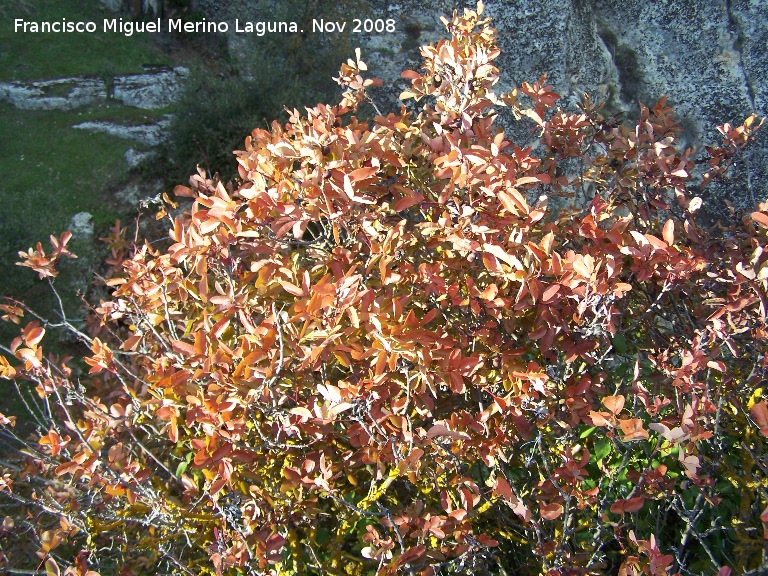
(14, 18, 398, 36)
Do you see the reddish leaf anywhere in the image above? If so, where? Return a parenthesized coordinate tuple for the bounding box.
(540, 502, 564, 520)
(751, 401, 768, 436)
(493, 476, 514, 501)
(752, 211, 768, 228)
(610, 496, 645, 515)
(662, 219, 675, 245)
(603, 395, 625, 415)
(541, 283, 561, 303)
(171, 340, 196, 357)
(394, 195, 421, 212)
(397, 545, 426, 565)
(427, 424, 471, 440)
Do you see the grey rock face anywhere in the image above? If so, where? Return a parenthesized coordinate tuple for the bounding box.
(114, 180, 163, 208)
(72, 117, 171, 146)
(0, 67, 189, 111)
(124, 148, 155, 168)
(0, 77, 107, 110)
(112, 67, 190, 109)
(69, 212, 94, 240)
(98, 0, 165, 13)
(588, 0, 766, 212)
(99, 0, 123, 10)
(359, 0, 767, 210)
(211, 0, 766, 210)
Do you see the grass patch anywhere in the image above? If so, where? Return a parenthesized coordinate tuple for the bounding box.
(0, 100, 166, 305)
(0, 0, 169, 82)
(0, 103, 136, 256)
(0, 101, 135, 361)
(0, 0, 171, 360)
(0, 1, 170, 425)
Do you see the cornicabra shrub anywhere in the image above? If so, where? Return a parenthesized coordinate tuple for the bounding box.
(1, 3, 767, 575)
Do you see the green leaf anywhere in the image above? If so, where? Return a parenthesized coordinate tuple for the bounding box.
(45, 558, 60, 576)
(594, 438, 611, 462)
(176, 452, 193, 477)
(611, 333, 627, 354)
(580, 426, 597, 439)
(316, 525, 330, 545)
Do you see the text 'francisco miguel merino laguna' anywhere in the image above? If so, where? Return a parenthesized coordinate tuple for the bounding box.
(14, 18, 395, 36)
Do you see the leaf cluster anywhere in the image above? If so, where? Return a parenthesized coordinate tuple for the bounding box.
(1, 3, 767, 575)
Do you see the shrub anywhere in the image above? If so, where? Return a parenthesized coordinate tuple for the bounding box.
(154, 58, 343, 187)
(158, 70, 286, 184)
(1, 3, 766, 575)
(155, 0, 356, 186)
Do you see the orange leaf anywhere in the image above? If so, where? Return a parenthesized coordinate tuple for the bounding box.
(493, 476, 514, 501)
(752, 211, 768, 228)
(662, 219, 675, 245)
(427, 423, 471, 440)
(279, 280, 304, 297)
(349, 166, 379, 182)
(619, 418, 649, 440)
(540, 502, 563, 520)
(610, 496, 645, 515)
(644, 234, 668, 250)
(541, 284, 561, 303)
(589, 411, 614, 427)
(572, 258, 591, 278)
(516, 175, 549, 186)
(482, 252, 503, 274)
(55, 461, 80, 476)
(24, 326, 45, 348)
(171, 340, 196, 357)
(483, 243, 523, 270)
(497, 190, 519, 214)
(211, 316, 231, 340)
(603, 395, 625, 415)
(498, 187, 529, 214)
(751, 401, 768, 436)
(174, 185, 195, 198)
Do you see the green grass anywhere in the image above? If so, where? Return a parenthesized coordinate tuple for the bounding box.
(0, 0, 170, 339)
(0, 105, 165, 261)
(0, 99, 155, 419)
(0, 0, 169, 81)
(0, 101, 135, 334)
(0, 0, 173, 422)
(0, 102, 151, 257)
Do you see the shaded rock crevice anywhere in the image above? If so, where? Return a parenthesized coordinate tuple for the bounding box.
(726, 0, 757, 110)
(593, 20, 642, 110)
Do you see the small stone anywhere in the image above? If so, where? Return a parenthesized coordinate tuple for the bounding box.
(69, 212, 94, 239)
(125, 148, 154, 168)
